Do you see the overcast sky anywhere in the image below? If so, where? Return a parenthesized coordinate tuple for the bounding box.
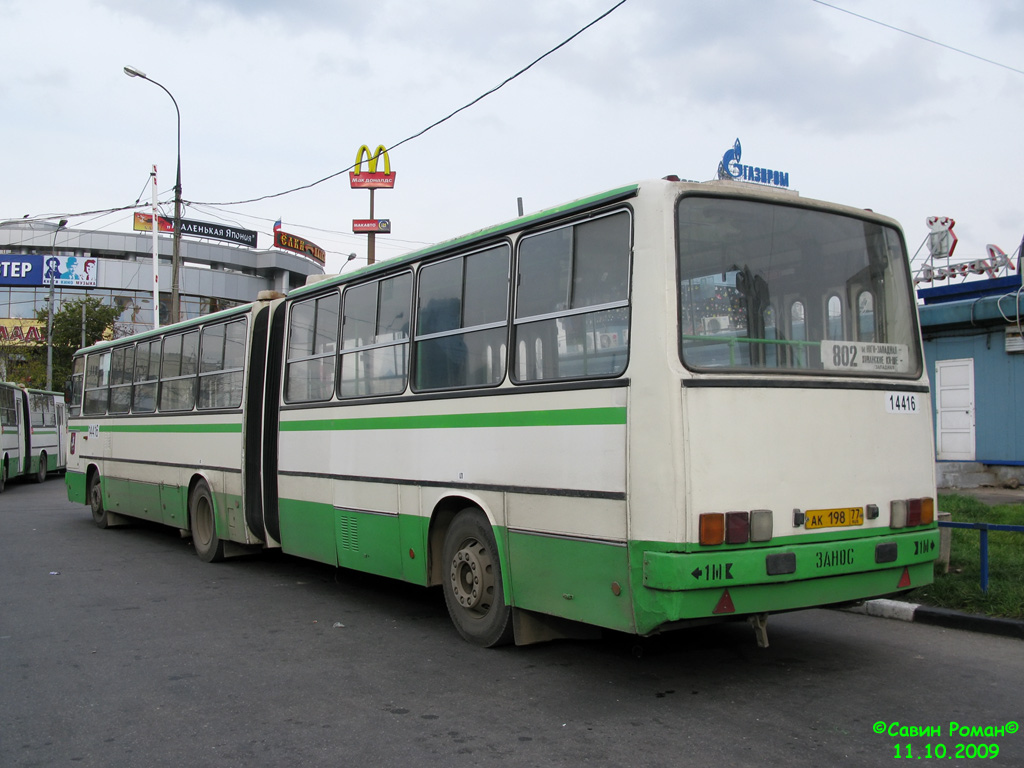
(3, 0, 1023, 275)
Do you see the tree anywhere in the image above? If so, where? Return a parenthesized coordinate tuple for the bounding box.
(24, 297, 124, 391)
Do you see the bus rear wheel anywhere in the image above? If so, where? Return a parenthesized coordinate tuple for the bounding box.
(88, 471, 108, 528)
(189, 482, 225, 563)
(0, 458, 6, 493)
(35, 453, 47, 483)
(441, 509, 514, 647)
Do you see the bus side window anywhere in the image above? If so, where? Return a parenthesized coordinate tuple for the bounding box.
(857, 290, 876, 342)
(513, 210, 631, 382)
(30, 393, 45, 427)
(0, 387, 16, 426)
(69, 357, 85, 417)
(198, 318, 247, 409)
(159, 330, 199, 411)
(339, 273, 411, 398)
(285, 292, 340, 403)
(83, 351, 111, 416)
(826, 295, 844, 340)
(108, 345, 135, 414)
(413, 246, 509, 391)
(133, 340, 160, 413)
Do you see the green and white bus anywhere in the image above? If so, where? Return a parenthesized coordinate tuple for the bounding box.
(1, 382, 66, 491)
(65, 177, 939, 647)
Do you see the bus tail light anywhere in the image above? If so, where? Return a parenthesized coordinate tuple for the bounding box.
(921, 497, 935, 525)
(890, 499, 908, 529)
(700, 510, 774, 545)
(890, 497, 935, 529)
(699, 513, 724, 545)
(908, 498, 922, 527)
(726, 511, 749, 544)
(750, 509, 773, 542)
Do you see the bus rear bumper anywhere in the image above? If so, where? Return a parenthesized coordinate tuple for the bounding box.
(637, 528, 939, 631)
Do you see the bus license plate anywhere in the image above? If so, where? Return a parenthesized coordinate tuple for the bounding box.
(805, 507, 864, 530)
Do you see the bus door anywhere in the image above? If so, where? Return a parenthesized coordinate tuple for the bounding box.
(19, 388, 32, 476)
(55, 400, 67, 470)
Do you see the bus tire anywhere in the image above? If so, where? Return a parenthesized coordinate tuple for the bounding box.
(35, 453, 47, 483)
(441, 509, 514, 647)
(88, 471, 108, 529)
(0, 458, 6, 493)
(189, 481, 225, 563)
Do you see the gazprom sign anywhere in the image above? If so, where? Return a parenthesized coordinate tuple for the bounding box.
(716, 138, 790, 188)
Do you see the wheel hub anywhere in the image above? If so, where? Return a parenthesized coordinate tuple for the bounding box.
(449, 540, 489, 611)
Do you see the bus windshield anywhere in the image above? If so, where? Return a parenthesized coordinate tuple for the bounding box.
(677, 195, 921, 377)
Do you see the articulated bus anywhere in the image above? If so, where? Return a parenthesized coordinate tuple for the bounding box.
(65, 178, 939, 647)
(1, 383, 66, 491)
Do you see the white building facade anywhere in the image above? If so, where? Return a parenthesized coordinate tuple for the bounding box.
(0, 220, 325, 336)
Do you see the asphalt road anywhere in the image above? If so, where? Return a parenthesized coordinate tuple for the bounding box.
(2, 478, 1021, 768)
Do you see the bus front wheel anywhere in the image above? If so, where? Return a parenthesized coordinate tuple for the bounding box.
(35, 453, 47, 483)
(441, 509, 514, 647)
(189, 482, 225, 563)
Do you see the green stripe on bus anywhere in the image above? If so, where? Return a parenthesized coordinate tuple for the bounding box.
(279, 407, 628, 432)
(69, 423, 242, 434)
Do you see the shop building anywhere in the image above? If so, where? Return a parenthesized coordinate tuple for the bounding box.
(917, 273, 1024, 488)
(0, 220, 324, 337)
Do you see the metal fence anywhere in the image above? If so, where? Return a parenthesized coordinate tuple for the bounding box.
(937, 520, 1024, 592)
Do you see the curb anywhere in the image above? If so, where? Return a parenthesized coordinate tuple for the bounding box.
(845, 599, 1024, 640)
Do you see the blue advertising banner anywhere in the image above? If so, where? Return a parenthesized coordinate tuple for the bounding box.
(0, 254, 41, 286)
(0, 254, 97, 287)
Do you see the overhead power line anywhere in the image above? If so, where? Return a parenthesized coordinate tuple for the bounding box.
(812, 0, 1024, 77)
(189, 0, 629, 208)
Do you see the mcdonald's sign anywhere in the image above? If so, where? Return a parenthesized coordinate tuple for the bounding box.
(349, 144, 396, 189)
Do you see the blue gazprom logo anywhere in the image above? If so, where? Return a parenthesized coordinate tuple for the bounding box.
(716, 138, 789, 188)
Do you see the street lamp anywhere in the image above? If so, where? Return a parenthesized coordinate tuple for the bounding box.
(338, 253, 358, 272)
(124, 65, 182, 324)
(45, 218, 68, 391)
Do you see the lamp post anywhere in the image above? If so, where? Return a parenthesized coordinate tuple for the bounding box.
(338, 253, 357, 272)
(124, 65, 182, 324)
(45, 218, 68, 391)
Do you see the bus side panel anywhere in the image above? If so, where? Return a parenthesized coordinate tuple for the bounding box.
(160, 482, 188, 528)
(335, 508, 403, 579)
(101, 472, 163, 523)
(504, 493, 634, 632)
(277, 475, 338, 566)
(66, 467, 86, 504)
(507, 531, 635, 633)
(333, 480, 405, 580)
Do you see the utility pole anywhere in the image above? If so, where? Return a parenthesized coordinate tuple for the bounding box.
(45, 218, 68, 391)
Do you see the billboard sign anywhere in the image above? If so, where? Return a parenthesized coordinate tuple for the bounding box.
(0, 254, 97, 287)
(352, 219, 391, 234)
(133, 212, 174, 233)
(0, 319, 45, 345)
(133, 212, 258, 247)
(274, 230, 326, 264)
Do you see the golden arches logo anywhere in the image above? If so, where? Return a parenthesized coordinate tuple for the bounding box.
(350, 144, 396, 189)
(353, 144, 391, 175)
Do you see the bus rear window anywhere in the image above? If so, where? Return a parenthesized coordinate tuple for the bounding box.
(677, 197, 920, 377)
